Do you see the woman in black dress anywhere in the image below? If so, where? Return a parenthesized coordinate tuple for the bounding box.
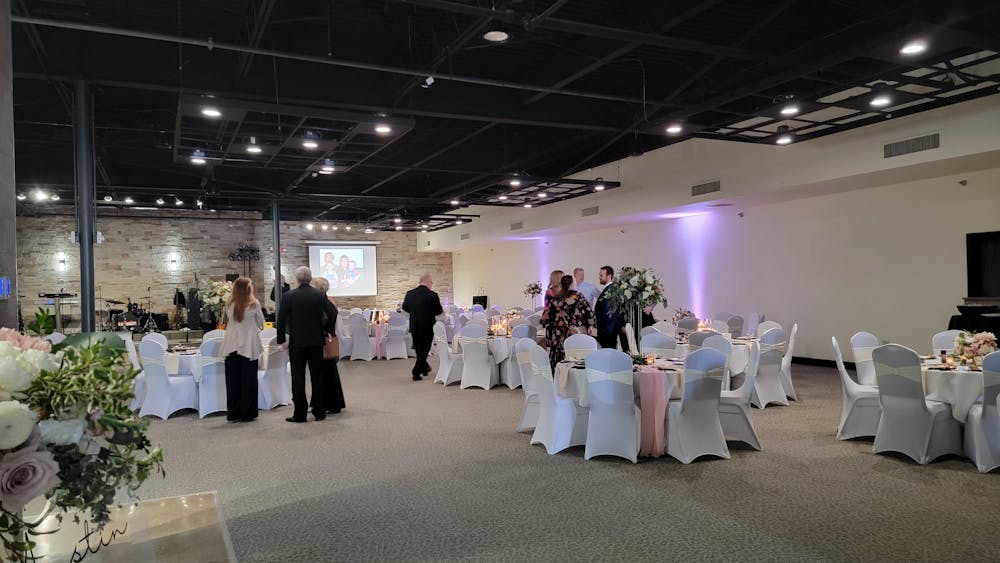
(310, 277, 347, 414)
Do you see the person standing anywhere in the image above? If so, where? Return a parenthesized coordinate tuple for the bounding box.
(402, 274, 443, 381)
(221, 277, 264, 423)
(277, 266, 337, 422)
(270, 274, 291, 303)
(595, 265, 628, 352)
(543, 269, 564, 309)
(573, 267, 598, 307)
(310, 277, 347, 414)
(541, 275, 596, 369)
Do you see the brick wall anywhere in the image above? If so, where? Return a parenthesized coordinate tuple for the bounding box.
(15, 211, 452, 329)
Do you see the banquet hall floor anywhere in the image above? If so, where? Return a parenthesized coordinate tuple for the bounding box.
(142, 359, 1000, 562)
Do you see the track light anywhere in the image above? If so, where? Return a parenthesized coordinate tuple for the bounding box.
(594, 178, 605, 191)
(422, 76, 435, 89)
(395, 225, 402, 231)
(32, 189, 47, 202)
(156, 198, 165, 205)
(665, 123, 683, 134)
(780, 104, 799, 116)
(450, 200, 459, 205)
(345, 226, 351, 231)
(305, 223, 314, 230)
(247, 136, 262, 154)
(196, 199, 203, 208)
(190, 149, 207, 165)
(374, 124, 392, 134)
(124, 197, 134, 204)
(510, 178, 521, 187)
(103, 195, 113, 202)
(421, 229, 427, 233)
(175, 198, 183, 206)
(321, 159, 335, 173)
(50, 194, 60, 201)
(900, 39, 927, 56)
(498, 195, 508, 200)
(16, 193, 26, 201)
(537, 193, 547, 198)
(869, 84, 892, 108)
(365, 228, 374, 234)
(301, 132, 319, 149)
(483, 30, 509, 43)
(394, 217, 402, 223)
(455, 220, 463, 225)
(201, 106, 221, 118)
(775, 125, 794, 145)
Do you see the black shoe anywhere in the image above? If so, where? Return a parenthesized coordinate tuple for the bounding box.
(326, 409, 342, 414)
(412, 374, 423, 381)
(240, 417, 257, 423)
(285, 417, 307, 423)
(227, 418, 239, 424)
(314, 414, 326, 421)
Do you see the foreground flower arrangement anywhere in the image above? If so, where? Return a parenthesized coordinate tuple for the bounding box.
(953, 331, 997, 367)
(0, 311, 164, 561)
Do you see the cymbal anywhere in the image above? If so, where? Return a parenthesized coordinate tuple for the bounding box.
(106, 299, 126, 305)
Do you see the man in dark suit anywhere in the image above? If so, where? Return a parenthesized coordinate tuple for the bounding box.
(402, 274, 443, 381)
(276, 266, 337, 422)
(595, 265, 629, 352)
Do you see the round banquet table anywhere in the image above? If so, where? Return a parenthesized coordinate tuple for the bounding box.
(922, 366, 984, 422)
(675, 339, 751, 390)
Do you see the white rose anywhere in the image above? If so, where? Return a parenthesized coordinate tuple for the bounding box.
(630, 276, 640, 286)
(38, 418, 86, 446)
(0, 401, 38, 449)
(624, 289, 633, 299)
(78, 434, 102, 456)
(645, 273, 654, 284)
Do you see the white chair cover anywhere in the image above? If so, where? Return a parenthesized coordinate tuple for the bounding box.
(118, 332, 141, 371)
(651, 302, 670, 322)
(336, 312, 353, 359)
(584, 349, 640, 463)
(651, 321, 675, 336)
(639, 326, 659, 339)
(702, 334, 733, 390)
(872, 344, 962, 464)
(640, 332, 676, 358)
(850, 331, 879, 386)
(751, 328, 789, 408)
(529, 343, 588, 454)
(44, 332, 67, 345)
(349, 316, 376, 361)
(141, 332, 168, 350)
(779, 323, 798, 400)
(832, 337, 880, 440)
(727, 315, 744, 339)
(623, 323, 638, 355)
(511, 324, 536, 339)
(676, 317, 699, 333)
(688, 330, 720, 350)
(719, 342, 762, 450)
(667, 348, 730, 463)
(564, 333, 598, 361)
(138, 340, 197, 419)
(458, 325, 498, 390)
(515, 338, 540, 432)
(756, 320, 781, 337)
(203, 329, 225, 341)
(350, 307, 363, 316)
(383, 323, 409, 361)
(197, 338, 227, 418)
(433, 322, 464, 386)
(931, 330, 962, 355)
(710, 320, 729, 334)
(964, 352, 1000, 473)
(258, 337, 291, 409)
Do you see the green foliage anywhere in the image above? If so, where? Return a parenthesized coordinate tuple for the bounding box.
(25, 309, 54, 337)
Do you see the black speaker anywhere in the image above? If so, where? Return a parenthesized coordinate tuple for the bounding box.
(225, 273, 239, 282)
(187, 288, 202, 329)
(472, 295, 488, 309)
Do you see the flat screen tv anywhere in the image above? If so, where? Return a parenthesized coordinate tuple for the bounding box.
(967, 231, 1000, 297)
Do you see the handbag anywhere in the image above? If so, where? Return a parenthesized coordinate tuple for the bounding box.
(321, 310, 339, 360)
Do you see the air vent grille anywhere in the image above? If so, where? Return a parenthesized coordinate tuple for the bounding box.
(460, 233, 471, 240)
(692, 180, 721, 196)
(581, 206, 600, 217)
(884, 133, 939, 158)
(510, 221, 523, 231)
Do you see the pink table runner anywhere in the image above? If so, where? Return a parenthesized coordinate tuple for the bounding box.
(637, 366, 669, 458)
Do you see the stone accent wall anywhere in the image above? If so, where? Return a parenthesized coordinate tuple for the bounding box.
(15, 211, 452, 329)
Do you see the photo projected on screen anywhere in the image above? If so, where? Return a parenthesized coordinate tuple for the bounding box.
(305, 241, 379, 297)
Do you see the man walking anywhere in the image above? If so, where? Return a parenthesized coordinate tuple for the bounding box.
(573, 267, 598, 307)
(276, 266, 337, 422)
(594, 265, 628, 352)
(402, 273, 443, 381)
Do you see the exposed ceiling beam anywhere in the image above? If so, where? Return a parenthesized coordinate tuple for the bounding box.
(237, 0, 277, 79)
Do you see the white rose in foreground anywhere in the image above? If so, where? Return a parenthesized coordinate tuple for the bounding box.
(0, 401, 38, 449)
(645, 272, 654, 284)
(624, 289, 632, 299)
(630, 276, 640, 286)
(39, 418, 86, 446)
(0, 344, 53, 400)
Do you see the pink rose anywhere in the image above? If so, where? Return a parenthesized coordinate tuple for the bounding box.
(0, 446, 60, 512)
(0, 328, 52, 352)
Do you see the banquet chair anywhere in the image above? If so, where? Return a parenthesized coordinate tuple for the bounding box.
(931, 330, 962, 355)
(470, 304, 485, 313)
(623, 323, 638, 355)
(744, 313, 762, 337)
(489, 305, 502, 316)
(137, 340, 197, 419)
(196, 338, 227, 418)
(45, 332, 67, 345)
(336, 313, 353, 359)
(964, 351, 1000, 473)
(467, 318, 488, 328)
(458, 313, 471, 329)
(446, 305, 458, 314)
(564, 333, 599, 361)
(719, 342, 762, 450)
(872, 344, 962, 464)
(639, 326, 659, 339)
(203, 329, 225, 341)
(515, 337, 540, 432)
(117, 332, 142, 371)
(651, 302, 670, 321)
(471, 311, 487, 321)
(511, 323, 536, 340)
(443, 318, 456, 346)
(383, 324, 409, 360)
(756, 320, 781, 337)
(458, 325, 498, 390)
(640, 332, 676, 358)
(727, 315, 744, 339)
(533, 306, 545, 313)
(832, 337, 880, 440)
(651, 321, 675, 336)
(141, 332, 168, 350)
(258, 337, 291, 409)
(688, 330, 720, 350)
(751, 328, 790, 409)
(260, 327, 277, 343)
(710, 320, 729, 334)
(779, 323, 799, 400)
(850, 331, 879, 386)
(703, 334, 733, 390)
(584, 349, 640, 463)
(667, 348, 730, 464)
(350, 307, 363, 316)
(433, 322, 463, 386)
(529, 342, 588, 454)
(349, 315, 376, 361)
(676, 317, 699, 334)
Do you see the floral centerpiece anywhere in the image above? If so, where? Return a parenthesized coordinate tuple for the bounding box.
(0, 310, 163, 561)
(953, 331, 997, 367)
(672, 308, 695, 325)
(523, 282, 542, 308)
(197, 280, 233, 325)
(602, 266, 666, 343)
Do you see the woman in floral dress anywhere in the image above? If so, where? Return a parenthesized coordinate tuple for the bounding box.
(541, 275, 596, 368)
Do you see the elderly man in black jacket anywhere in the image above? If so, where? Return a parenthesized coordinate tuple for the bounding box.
(277, 266, 337, 422)
(402, 273, 444, 381)
(594, 265, 629, 352)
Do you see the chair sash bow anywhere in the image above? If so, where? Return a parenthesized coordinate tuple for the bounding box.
(585, 368, 634, 385)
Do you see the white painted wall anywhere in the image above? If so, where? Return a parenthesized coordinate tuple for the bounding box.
(453, 167, 1000, 361)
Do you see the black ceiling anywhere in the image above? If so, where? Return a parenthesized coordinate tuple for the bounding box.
(10, 0, 1000, 229)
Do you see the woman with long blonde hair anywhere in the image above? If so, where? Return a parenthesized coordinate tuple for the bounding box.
(310, 277, 346, 414)
(220, 277, 264, 423)
(544, 269, 564, 308)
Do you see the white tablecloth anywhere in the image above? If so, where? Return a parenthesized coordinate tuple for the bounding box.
(923, 367, 983, 423)
(554, 360, 683, 407)
(674, 340, 750, 391)
(487, 337, 511, 366)
(163, 352, 199, 376)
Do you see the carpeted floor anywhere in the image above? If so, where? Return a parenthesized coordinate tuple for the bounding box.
(142, 359, 1000, 562)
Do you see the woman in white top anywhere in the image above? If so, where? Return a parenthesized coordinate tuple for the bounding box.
(221, 277, 264, 422)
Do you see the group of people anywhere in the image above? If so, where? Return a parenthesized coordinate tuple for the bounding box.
(540, 266, 630, 368)
(321, 252, 363, 290)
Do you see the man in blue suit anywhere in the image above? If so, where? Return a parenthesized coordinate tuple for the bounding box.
(594, 266, 629, 352)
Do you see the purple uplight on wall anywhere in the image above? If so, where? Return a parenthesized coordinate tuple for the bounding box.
(536, 238, 551, 302)
(675, 212, 712, 318)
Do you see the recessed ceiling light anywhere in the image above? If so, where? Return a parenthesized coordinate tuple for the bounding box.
(301, 132, 319, 149)
(124, 197, 134, 204)
(50, 194, 60, 201)
(483, 30, 509, 43)
(246, 136, 262, 154)
(305, 223, 314, 230)
(394, 217, 402, 223)
(374, 124, 392, 134)
(321, 159, 335, 172)
(455, 220, 463, 225)
(537, 193, 547, 198)
(666, 124, 683, 134)
(594, 184, 605, 191)
(775, 125, 794, 145)
(498, 195, 508, 200)
(32, 189, 47, 202)
(870, 94, 892, 107)
(175, 198, 183, 206)
(155, 198, 165, 205)
(510, 179, 521, 187)
(776, 135, 793, 145)
(450, 200, 459, 205)
(780, 104, 799, 116)
(900, 39, 927, 56)
(523, 203, 532, 208)
(395, 225, 402, 231)
(16, 193, 26, 201)
(365, 228, 374, 234)
(103, 195, 112, 202)
(190, 149, 207, 165)
(321, 224, 329, 231)
(201, 106, 221, 118)
(318, 169, 333, 175)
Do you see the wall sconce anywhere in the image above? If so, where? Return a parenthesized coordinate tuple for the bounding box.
(56, 252, 67, 271)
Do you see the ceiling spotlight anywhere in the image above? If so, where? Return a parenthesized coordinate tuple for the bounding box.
(321, 224, 329, 231)
(318, 169, 333, 175)
(201, 106, 221, 118)
(124, 197, 134, 204)
(175, 198, 183, 206)
(16, 193, 26, 201)
(422, 76, 435, 89)
(395, 225, 402, 231)
(870, 93, 892, 107)
(365, 228, 374, 234)
(775, 125, 794, 145)
(483, 30, 509, 43)
(780, 104, 799, 116)
(374, 124, 392, 134)
(333, 225, 340, 231)
(421, 229, 427, 233)
(246, 136, 262, 154)
(345, 226, 351, 231)
(321, 159, 336, 173)
(305, 223, 314, 230)
(196, 199, 203, 208)
(32, 189, 47, 202)
(594, 177, 606, 191)
(394, 217, 402, 223)
(301, 132, 319, 149)
(450, 200, 460, 206)
(498, 195, 508, 200)
(103, 195, 112, 202)
(510, 179, 521, 187)
(190, 149, 207, 165)
(523, 203, 532, 208)
(455, 220, 464, 225)
(537, 193, 547, 198)
(900, 39, 927, 56)
(665, 123, 683, 134)
(156, 198, 165, 205)
(50, 194, 60, 201)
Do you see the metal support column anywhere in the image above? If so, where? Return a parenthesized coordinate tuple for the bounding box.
(0, 1, 19, 330)
(271, 199, 282, 311)
(74, 80, 96, 332)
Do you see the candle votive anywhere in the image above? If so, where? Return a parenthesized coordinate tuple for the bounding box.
(645, 354, 655, 365)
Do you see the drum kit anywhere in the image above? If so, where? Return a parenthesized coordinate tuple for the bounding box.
(100, 286, 161, 333)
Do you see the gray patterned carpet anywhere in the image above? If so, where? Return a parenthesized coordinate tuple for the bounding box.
(142, 360, 1000, 562)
